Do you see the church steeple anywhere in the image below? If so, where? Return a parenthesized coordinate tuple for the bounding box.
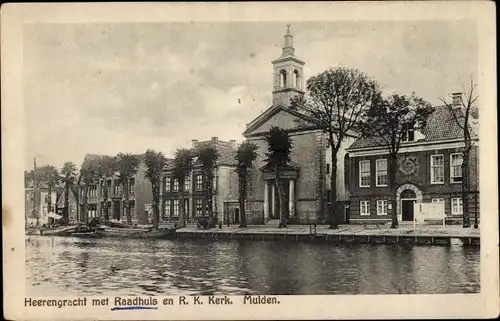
(272, 24, 305, 107)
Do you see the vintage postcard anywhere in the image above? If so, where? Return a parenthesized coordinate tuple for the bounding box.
(2, 1, 498, 320)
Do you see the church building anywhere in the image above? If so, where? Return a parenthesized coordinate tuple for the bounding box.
(242, 26, 355, 225)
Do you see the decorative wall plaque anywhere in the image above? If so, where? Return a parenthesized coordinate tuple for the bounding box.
(398, 156, 419, 176)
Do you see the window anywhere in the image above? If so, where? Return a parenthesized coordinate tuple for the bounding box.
(359, 160, 371, 187)
(360, 201, 370, 216)
(432, 198, 444, 204)
(184, 178, 190, 191)
(129, 178, 135, 194)
(280, 69, 287, 88)
(450, 153, 463, 183)
(430, 154, 444, 184)
(173, 179, 179, 192)
(326, 163, 330, 174)
(326, 190, 331, 203)
(293, 70, 300, 89)
(376, 159, 388, 186)
(213, 174, 218, 192)
(114, 180, 121, 194)
(173, 200, 179, 217)
(89, 185, 97, 197)
(196, 174, 203, 191)
(451, 198, 463, 215)
(196, 198, 203, 215)
(164, 177, 171, 192)
(376, 200, 388, 215)
(164, 200, 171, 218)
(184, 199, 189, 218)
(402, 123, 415, 142)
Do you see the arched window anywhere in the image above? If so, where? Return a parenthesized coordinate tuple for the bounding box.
(280, 70, 287, 88)
(293, 70, 300, 89)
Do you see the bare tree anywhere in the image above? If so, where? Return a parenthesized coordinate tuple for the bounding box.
(440, 79, 479, 228)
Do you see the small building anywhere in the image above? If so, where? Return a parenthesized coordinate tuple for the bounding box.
(345, 97, 479, 224)
(160, 137, 239, 224)
(25, 185, 57, 226)
(77, 153, 152, 225)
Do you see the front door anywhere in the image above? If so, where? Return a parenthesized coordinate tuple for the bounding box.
(113, 201, 121, 220)
(401, 200, 415, 221)
(234, 208, 240, 224)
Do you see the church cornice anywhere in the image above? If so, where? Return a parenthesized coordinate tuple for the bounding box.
(242, 105, 317, 138)
(271, 56, 305, 65)
(272, 88, 305, 94)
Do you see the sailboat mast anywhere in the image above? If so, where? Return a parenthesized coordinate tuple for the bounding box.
(33, 157, 39, 225)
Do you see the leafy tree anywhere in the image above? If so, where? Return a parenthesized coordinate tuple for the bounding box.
(197, 145, 220, 221)
(358, 93, 432, 228)
(60, 162, 77, 222)
(235, 141, 258, 228)
(440, 79, 479, 228)
(116, 153, 140, 224)
(95, 156, 117, 223)
(38, 165, 60, 216)
(144, 149, 167, 228)
(264, 126, 293, 228)
(291, 67, 380, 229)
(172, 148, 194, 228)
(79, 158, 99, 225)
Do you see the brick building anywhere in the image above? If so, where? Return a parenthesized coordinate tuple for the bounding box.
(160, 138, 239, 224)
(242, 26, 354, 225)
(345, 96, 479, 224)
(78, 153, 153, 225)
(25, 185, 57, 226)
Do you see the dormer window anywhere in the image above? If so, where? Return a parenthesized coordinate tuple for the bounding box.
(401, 123, 415, 142)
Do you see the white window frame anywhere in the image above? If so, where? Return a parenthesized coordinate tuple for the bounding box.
(173, 199, 179, 217)
(375, 159, 388, 187)
(184, 178, 190, 192)
(196, 174, 203, 191)
(359, 160, 371, 188)
(450, 153, 463, 183)
(430, 154, 444, 184)
(376, 200, 388, 215)
(173, 179, 179, 192)
(360, 200, 370, 216)
(451, 198, 463, 215)
(164, 177, 171, 192)
(164, 200, 171, 217)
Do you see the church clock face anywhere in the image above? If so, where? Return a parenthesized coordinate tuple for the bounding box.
(399, 156, 418, 176)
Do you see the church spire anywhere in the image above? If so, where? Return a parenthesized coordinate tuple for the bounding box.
(271, 24, 305, 107)
(282, 24, 295, 56)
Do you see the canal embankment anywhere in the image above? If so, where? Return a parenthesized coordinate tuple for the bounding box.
(175, 224, 480, 246)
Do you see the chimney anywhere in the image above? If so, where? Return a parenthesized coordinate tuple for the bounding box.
(211, 137, 218, 145)
(229, 139, 236, 148)
(452, 92, 462, 108)
(191, 139, 198, 148)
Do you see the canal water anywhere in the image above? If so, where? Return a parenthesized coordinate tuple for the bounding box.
(26, 236, 480, 296)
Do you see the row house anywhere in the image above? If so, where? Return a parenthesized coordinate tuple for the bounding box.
(77, 153, 152, 225)
(160, 137, 240, 225)
(345, 94, 479, 224)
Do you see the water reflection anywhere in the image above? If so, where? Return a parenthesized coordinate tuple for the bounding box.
(26, 236, 480, 296)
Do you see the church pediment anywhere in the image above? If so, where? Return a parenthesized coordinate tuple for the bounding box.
(243, 105, 316, 138)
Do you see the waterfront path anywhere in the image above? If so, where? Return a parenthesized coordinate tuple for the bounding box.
(176, 223, 480, 239)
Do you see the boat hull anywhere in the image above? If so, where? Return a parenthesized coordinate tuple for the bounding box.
(96, 228, 176, 239)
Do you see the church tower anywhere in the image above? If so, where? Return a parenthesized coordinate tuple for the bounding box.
(272, 24, 305, 107)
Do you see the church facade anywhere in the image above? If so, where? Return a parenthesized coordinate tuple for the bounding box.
(242, 27, 355, 224)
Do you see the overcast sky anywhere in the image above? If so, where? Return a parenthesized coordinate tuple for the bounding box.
(24, 20, 477, 170)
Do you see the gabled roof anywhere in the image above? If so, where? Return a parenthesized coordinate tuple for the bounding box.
(242, 105, 317, 137)
(348, 105, 478, 150)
